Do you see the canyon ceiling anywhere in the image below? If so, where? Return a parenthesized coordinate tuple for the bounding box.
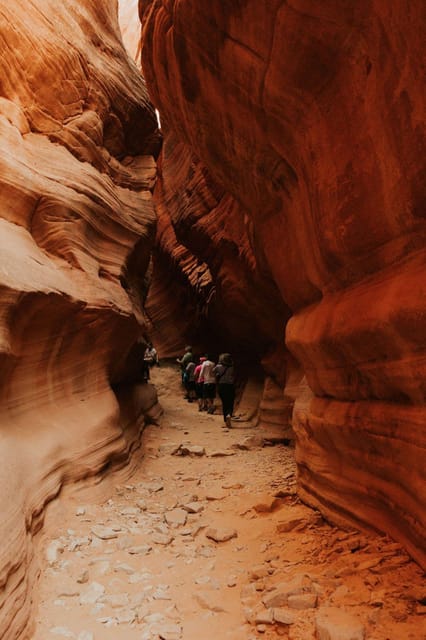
(0, 0, 424, 637)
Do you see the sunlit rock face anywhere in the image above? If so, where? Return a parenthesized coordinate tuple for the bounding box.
(119, 0, 142, 65)
(0, 0, 160, 636)
(140, 0, 426, 566)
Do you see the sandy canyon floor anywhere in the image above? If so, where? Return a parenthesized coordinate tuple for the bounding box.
(32, 366, 425, 640)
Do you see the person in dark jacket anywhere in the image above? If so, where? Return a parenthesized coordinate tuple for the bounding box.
(214, 353, 235, 428)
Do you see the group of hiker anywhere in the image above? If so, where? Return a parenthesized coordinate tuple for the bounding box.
(177, 346, 235, 428)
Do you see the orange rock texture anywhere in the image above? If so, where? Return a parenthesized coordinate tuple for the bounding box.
(140, 0, 426, 567)
(0, 1, 160, 636)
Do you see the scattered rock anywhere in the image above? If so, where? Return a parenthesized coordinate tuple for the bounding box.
(120, 507, 140, 516)
(288, 592, 318, 609)
(114, 563, 136, 575)
(157, 623, 182, 640)
(159, 443, 181, 455)
(152, 532, 174, 545)
(209, 450, 236, 457)
(75, 507, 86, 516)
(182, 502, 204, 514)
(91, 526, 118, 540)
(276, 505, 322, 532)
(79, 582, 105, 605)
(165, 508, 187, 527)
(46, 540, 64, 564)
(127, 544, 152, 555)
(76, 571, 89, 584)
(178, 444, 206, 457)
(273, 607, 296, 625)
(205, 527, 238, 543)
(232, 435, 264, 450)
(253, 496, 282, 513)
(77, 633, 93, 640)
(248, 566, 270, 581)
(262, 575, 313, 608)
(205, 490, 227, 501)
(255, 609, 274, 624)
(315, 607, 365, 640)
(116, 536, 134, 550)
(101, 593, 129, 608)
(50, 628, 75, 638)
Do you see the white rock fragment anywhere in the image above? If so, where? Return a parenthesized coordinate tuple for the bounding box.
(165, 508, 187, 527)
(205, 527, 238, 543)
(79, 582, 105, 605)
(91, 526, 118, 540)
(50, 628, 75, 638)
(46, 540, 64, 565)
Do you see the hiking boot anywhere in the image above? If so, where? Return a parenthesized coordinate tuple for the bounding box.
(225, 415, 232, 428)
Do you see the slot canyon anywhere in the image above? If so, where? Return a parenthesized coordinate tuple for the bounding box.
(0, 1, 424, 639)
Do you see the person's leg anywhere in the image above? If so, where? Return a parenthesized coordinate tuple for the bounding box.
(222, 385, 234, 427)
(218, 385, 227, 422)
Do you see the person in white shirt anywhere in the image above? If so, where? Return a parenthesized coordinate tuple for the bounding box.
(200, 356, 216, 413)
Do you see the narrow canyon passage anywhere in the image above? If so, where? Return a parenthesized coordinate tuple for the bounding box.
(33, 366, 424, 640)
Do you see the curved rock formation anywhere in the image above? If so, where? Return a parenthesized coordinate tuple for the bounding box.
(0, 1, 160, 637)
(140, 0, 426, 566)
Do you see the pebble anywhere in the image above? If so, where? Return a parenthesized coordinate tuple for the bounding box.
(76, 571, 89, 584)
(152, 532, 174, 545)
(287, 592, 318, 609)
(114, 563, 136, 575)
(262, 575, 313, 608)
(127, 545, 152, 555)
(101, 593, 129, 608)
(205, 527, 238, 543)
(91, 526, 118, 540)
(46, 540, 64, 564)
(179, 445, 205, 456)
(182, 502, 203, 514)
(50, 628, 75, 638)
(253, 496, 282, 513)
(79, 582, 105, 605)
(165, 508, 188, 527)
(273, 607, 296, 625)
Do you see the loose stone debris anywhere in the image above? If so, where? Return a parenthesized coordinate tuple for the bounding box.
(33, 366, 425, 640)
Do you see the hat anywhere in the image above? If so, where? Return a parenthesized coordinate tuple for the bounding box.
(199, 356, 207, 362)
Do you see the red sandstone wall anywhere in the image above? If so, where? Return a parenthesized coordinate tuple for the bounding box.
(140, 0, 426, 566)
(0, 1, 160, 637)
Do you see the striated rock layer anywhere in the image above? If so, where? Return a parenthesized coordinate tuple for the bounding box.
(140, 0, 426, 566)
(0, 1, 160, 637)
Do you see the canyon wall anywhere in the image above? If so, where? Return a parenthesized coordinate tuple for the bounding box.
(0, 1, 160, 637)
(140, 0, 426, 566)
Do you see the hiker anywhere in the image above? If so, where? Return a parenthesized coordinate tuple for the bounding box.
(194, 356, 207, 411)
(144, 343, 158, 367)
(214, 353, 235, 428)
(176, 345, 193, 385)
(183, 358, 196, 402)
(200, 355, 217, 413)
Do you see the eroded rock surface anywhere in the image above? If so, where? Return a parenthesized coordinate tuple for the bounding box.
(0, 1, 159, 637)
(140, 0, 426, 566)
